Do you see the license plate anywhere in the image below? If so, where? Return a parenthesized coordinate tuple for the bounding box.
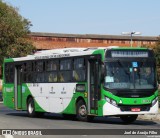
(131, 108, 141, 112)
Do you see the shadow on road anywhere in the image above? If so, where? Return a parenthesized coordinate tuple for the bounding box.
(5, 111, 157, 126)
(90, 116, 157, 126)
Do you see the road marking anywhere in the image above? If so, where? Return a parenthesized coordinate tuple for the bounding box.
(0, 135, 14, 138)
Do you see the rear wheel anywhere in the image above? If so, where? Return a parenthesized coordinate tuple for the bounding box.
(120, 115, 138, 124)
(76, 100, 94, 122)
(27, 98, 36, 117)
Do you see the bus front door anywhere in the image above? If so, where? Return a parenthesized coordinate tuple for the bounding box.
(14, 65, 22, 109)
(88, 59, 100, 115)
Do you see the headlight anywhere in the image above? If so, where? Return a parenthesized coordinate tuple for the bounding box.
(105, 97, 117, 107)
(105, 97, 110, 103)
(152, 97, 158, 106)
(111, 100, 117, 106)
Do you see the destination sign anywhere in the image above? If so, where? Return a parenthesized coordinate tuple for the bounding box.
(111, 51, 148, 58)
(35, 54, 70, 59)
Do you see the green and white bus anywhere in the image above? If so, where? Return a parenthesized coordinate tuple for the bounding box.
(3, 46, 159, 123)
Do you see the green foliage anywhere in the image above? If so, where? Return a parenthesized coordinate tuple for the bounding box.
(154, 37, 160, 66)
(153, 37, 160, 83)
(159, 89, 160, 99)
(0, 1, 35, 65)
(143, 37, 160, 83)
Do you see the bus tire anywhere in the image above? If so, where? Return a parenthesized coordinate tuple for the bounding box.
(27, 98, 36, 117)
(76, 100, 88, 121)
(120, 115, 138, 124)
(76, 100, 94, 122)
(76, 101, 94, 122)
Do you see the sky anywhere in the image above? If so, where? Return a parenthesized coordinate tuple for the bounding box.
(3, 0, 160, 36)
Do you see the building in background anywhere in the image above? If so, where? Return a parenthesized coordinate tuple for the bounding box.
(29, 32, 158, 50)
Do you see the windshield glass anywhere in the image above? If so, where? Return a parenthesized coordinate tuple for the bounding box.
(104, 60, 156, 90)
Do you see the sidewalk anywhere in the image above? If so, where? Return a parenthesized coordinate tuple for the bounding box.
(138, 109, 160, 121)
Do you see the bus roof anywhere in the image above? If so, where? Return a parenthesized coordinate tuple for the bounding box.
(4, 46, 149, 62)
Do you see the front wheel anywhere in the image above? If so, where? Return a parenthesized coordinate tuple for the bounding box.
(120, 115, 138, 124)
(76, 100, 94, 122)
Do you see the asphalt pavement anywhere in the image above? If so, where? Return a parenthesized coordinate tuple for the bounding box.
(0, 103, 160, 138)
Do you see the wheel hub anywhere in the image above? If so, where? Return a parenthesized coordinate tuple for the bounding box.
(28, 102, 33, 114)
(79, 105, 87, 117)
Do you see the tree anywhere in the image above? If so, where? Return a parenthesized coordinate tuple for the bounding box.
(0, 0, 35, 65)
(143, 36, 160, 83)
(154, 37, 160, 67)
(154, 37, 160, 83)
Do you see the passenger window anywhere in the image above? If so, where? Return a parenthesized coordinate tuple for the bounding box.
(35, 73, 45, 83)
(59, 71, 72, 82)
(74, 58, 85, 69)
(73, 58, 86, 81)
(46, 61, 57, 71)
(5, 64, 14, 83)
(47, 72, 58, 82)
(60, 59, 72, 70)
(35, 61, 44, 72)
(22, 62, 34, 83)
(73, 70, 86, 81)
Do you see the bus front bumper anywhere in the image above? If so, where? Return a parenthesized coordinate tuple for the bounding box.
(103, 101, 159, 116)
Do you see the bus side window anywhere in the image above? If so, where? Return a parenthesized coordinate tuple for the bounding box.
(46, 60, 57, 71)
(59, 59, 72, 82)
(73, 70, 79, 81)
(73, 58, 86, 82)
(59, 72, 65, 82)
(35, 61, 45, 72)
(58, 71, 72, 82)
(5, 64, 14, 83)
(60, 59, 72, 70)
(27, 62, 33, 82)
(48, 72, 58, 82)
(46, 60, 58, 83)
(36, 73, 45, 83)
(34, 61, 45, 83)
(73, 70, 85, 81)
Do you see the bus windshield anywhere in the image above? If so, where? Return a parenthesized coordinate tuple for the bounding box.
(104, 60, 156, 90)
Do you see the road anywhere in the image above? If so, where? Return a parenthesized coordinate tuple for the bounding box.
(0, 103, 160, 138)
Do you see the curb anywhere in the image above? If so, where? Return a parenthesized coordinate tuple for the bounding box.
(138, 114, 160, 121)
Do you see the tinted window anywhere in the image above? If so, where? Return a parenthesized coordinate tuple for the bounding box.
(35, 61, 44, 72)
(60, 59, 72, 70)
(59, 71, 72, 82)
(5, 63, 14, 83)
(74, 58, 85, 69)
(46, 60, 57, 71)
(73, 58, 86, 81)
(46, 72, 58, 82)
